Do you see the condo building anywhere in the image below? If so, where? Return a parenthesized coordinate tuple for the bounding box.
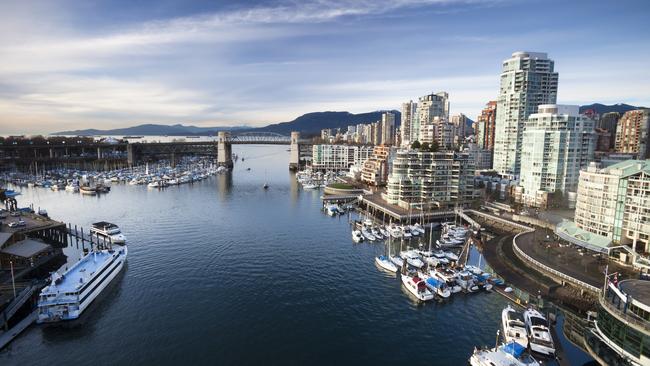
(476, 101, 497, 151)
(518, 105, 596, 207)
(401, 101, 417, 147)
(599, 111, 621, 150)
(361, 146, 393, 186)
(311, 145, 373, 171)
(573, 160, 650, 253)
(493, 51, 559, 179)
(615, 109, 650, 159)
(382, 150, 477, 210)
(380, 112, 396, 145)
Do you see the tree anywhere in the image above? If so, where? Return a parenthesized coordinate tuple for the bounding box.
(429, 140, 439, 152)
(410, 140, 421, 149)
(420, 142, 430, 151)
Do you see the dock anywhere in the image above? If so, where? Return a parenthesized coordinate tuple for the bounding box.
(0, 310, 37, 350)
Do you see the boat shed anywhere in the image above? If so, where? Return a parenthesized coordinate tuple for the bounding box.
(0, 239, 53, 269)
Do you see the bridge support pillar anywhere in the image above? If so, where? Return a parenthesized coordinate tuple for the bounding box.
(217, 131, 233, 168)
(289, 131, 300, 171)
(127, 144, 135, 166)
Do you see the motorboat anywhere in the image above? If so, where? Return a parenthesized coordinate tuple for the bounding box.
(325, 205, 338, 217)
(401, 226, 412, 239)
(90, 222, 127, 244)
(433, 268, 462, 293)
(431, 251, 450, 265)
(147, 181, 161, 188)
(65, 183, 79, 192)
(371, 228, 384, 240)
(375, 255, 398, 273)
(302, 183, 318, 189)
(469, 341, 539, 366)
(400, 250, 424, 268)
(390, 255, 404, 268)
(386, 225, 402, 238)
(400, 274, 434, 301)
(456, 271, 480, 293)
(419, 272, 451, 299)
(361, 228, 376, 241)
(444, 251, 459, 262)
(412, 223, 426, 235)
(352, 230, 364, 243)
(502, 305, 529, 348)
(523, 308, 556, 357)
(79, 185, 97, 195)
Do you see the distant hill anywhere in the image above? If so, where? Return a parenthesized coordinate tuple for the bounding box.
(579, 103, 644, 115)
(52, 123, 248, 136)
(246, 110, 401, 136)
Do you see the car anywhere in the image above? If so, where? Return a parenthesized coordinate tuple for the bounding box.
(8, 220, 26, 228)
(10, 211, 20, 217)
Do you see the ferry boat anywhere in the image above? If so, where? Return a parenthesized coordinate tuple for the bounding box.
(37, 246, 127, 323)
(524, 308, 555, 357)
(470, 341, 539, 366)
(90, 222, 127, 244)
(502, 305, 529, 348)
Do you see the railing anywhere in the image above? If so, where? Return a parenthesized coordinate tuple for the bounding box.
(600, 295, 650, 333)
(512, 232, 601, 293)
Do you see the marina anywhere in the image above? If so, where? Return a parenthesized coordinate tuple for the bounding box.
(0, 146, 593, 365)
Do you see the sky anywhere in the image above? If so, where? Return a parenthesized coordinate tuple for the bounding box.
(1, 0, 649, 135)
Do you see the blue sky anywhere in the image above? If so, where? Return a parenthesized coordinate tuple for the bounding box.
(1, 0, 649, 134)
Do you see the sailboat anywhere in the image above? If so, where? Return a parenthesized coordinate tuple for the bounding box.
(263, 170, 269, 189)
(375, 234, 398, 272)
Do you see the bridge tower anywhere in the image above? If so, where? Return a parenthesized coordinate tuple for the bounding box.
(289, 131, 300, 171)
(217, 131, 233, 168)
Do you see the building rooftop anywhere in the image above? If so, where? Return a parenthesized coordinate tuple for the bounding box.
(555, 220, 612, 253)
(603, 159, 650, 177)
(42, 250, 114, 294)
(618, 280, 650, 307)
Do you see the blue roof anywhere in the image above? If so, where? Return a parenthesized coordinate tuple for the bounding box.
(502, 341, 526, 358)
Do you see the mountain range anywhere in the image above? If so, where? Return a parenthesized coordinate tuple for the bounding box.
(52, 103, 644, 137)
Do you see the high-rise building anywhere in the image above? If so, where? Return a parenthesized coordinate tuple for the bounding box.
(615, 109, 650, 159)
(401, 101, 417, 147)
(451, 113, 469, 141)
(380, 112, 395, 145)
(476, 101, 497, 151)
(598, 112, 620, 150)
(519, 105, 596, 207)
(493, 51, 559, 178)
(595, 128, 612, 152)
(383, 150, 477, 210)
(572, 160, 650, 253)
(416, 91, 449, 144)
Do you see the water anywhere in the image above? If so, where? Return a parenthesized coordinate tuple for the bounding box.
(1, 145, 590, 365)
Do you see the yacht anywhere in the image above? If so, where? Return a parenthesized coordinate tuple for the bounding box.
(524, 308, 556, 357)
(37, 246, 128, 323)
(456, 271, 480, 293)
(352, 230, 364, 243)
(90, 222, 127, 244)
(401, 274, 434, 301)
(386, 225, 402, 238)
(502, 305, 529, 348)
(375, 255, 398, 273)
(433, 268, 462, 293)
(469, 341, 540, 366)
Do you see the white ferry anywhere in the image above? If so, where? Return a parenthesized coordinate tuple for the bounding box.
(90, 221, 126, 244)
(37, 246, 127, 323)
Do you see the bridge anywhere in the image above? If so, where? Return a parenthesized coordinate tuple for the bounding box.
(0, 132, 311, 171)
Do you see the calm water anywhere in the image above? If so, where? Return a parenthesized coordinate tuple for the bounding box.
(1, 146, 591, 365)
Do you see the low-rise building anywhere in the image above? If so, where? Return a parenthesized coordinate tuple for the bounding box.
(311, 144, 373, 171)
(573, 160, 650, 254)
(382, 150, 477, 210)
(361, 146, 392, 186)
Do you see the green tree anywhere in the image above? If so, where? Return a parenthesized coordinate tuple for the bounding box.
(410, 140, 421, 149)
(429, 140, 439, 152)
(420, 142, 430, 151)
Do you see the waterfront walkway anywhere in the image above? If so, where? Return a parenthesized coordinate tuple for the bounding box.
(515, 230, 635, 289)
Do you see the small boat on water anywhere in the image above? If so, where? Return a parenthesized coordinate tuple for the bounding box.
(352, 230, 364, 243)
(375, 255, 398, 272)
(400, 250, 424, 268)
(361, 228, 376, 241)
(37, 246, 128, 323)
(524, 308, 555, 357)
(469, 341, 539, 366)
(419, 272, 451, 298)
(502, 305, 529, 349)
(79, 185, 97, 195)
(401, 274, 434, 301)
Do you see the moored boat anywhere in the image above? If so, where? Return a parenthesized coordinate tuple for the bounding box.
(524, 308, 555, 357)
(502, 305, 529, 349)
(401, 273, 434, 301)
(469, 341, 540, 366)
